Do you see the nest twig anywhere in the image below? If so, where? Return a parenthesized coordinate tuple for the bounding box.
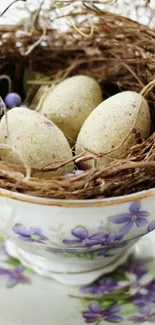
(0, 133, 155, 199)
(1, 2, 155, 103)
(0, 1, 155, 199)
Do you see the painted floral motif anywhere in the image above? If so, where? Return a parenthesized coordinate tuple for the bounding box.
(82, 303, 122, 323)
(133, 283, 155, 308)
(12, 223, 48, 244)
(81, 278, 119, 295)
(47, 244, 119, 259)
(0, 243, 31, 288)
(120, 261, 148, 282)
(0, 264, 30, 288)
(63, 225, 123, 248)
(69, 258, 155, 324)
(129, 306, 155, 323)
(61, 201, 153, 257)
(108, 201, 149, 236)
(1, 236, 155, 323)
(11, 201, 155, 260)
(60, 225, 128, 259)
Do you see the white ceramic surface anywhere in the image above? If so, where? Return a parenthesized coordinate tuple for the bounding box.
(0, 187, 155, 285)
(0, 232, 155, 325)
(5, 239, 134, 286)
(0, 0, 155, 287)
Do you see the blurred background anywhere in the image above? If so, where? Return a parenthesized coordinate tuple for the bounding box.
(0, 0, 155, 28)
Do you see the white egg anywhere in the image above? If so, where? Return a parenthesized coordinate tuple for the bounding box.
(0, 107, 74, 176)
(75, 91, 151, 169)
(40, 75, 103, 144)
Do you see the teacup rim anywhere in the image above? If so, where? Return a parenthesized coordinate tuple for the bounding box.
(0, 186, 155, 207)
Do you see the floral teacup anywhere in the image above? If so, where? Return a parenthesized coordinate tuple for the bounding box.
(0, 187, 155, 285)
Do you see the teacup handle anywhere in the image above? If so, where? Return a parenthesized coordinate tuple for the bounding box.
(0, 204, 13, 234)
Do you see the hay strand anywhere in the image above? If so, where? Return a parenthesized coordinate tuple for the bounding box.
(0, 133, 155, 199)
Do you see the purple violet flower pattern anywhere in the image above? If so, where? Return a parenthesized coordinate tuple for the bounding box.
(129, 306, 155, 323)
(0, 243, 31, 288)
(82, 303, 122, 323)
(81, 278, 119, 295)
(77, 254, 155, 324)
(12, 223, 48, 244)
(11, 201, 155, 261)
(63, 225, 123, 248)
(63, 225, 104, 247)
(145, 278, 155, 292)
(132, 278, 155, 309)
(0, 265, 30, 288)
(132, 293, 149, 308)
(108, 201, 149, 236)
(120, 262, 148, 281)
(2, 228, 155, 323)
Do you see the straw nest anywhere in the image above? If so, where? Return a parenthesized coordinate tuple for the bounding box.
(0, 0, 155, 200)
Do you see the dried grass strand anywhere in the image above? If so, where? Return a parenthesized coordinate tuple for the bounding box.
(0, 134, 155, 199)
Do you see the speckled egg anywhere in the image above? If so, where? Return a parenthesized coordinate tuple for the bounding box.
(75, 91, 151, 169)
(0, 107, 74, 175)
(40, 75, 103, 145)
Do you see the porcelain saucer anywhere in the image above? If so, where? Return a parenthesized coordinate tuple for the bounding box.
(0, 232, 155, 325)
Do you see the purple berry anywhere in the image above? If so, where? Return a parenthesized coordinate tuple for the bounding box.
(5, 93, 21, 109)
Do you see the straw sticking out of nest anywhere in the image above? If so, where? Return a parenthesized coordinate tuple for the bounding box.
(0, 132, 155, 199)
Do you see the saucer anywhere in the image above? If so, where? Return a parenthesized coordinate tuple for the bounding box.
(0, 232, 155, 325)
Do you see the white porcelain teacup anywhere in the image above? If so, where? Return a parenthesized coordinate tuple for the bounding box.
(0, 187, 155, 285)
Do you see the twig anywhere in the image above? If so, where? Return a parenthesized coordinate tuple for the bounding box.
(0, 0, 26, 17)
(53, 1, 94, 38)
(40, 151, 86, 171)
(140, 79, 155, 97)
(24, 20, 46, 56)
(0, 75, 12, 93)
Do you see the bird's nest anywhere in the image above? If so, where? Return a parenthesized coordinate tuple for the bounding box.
(0, 0, 155, 200)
